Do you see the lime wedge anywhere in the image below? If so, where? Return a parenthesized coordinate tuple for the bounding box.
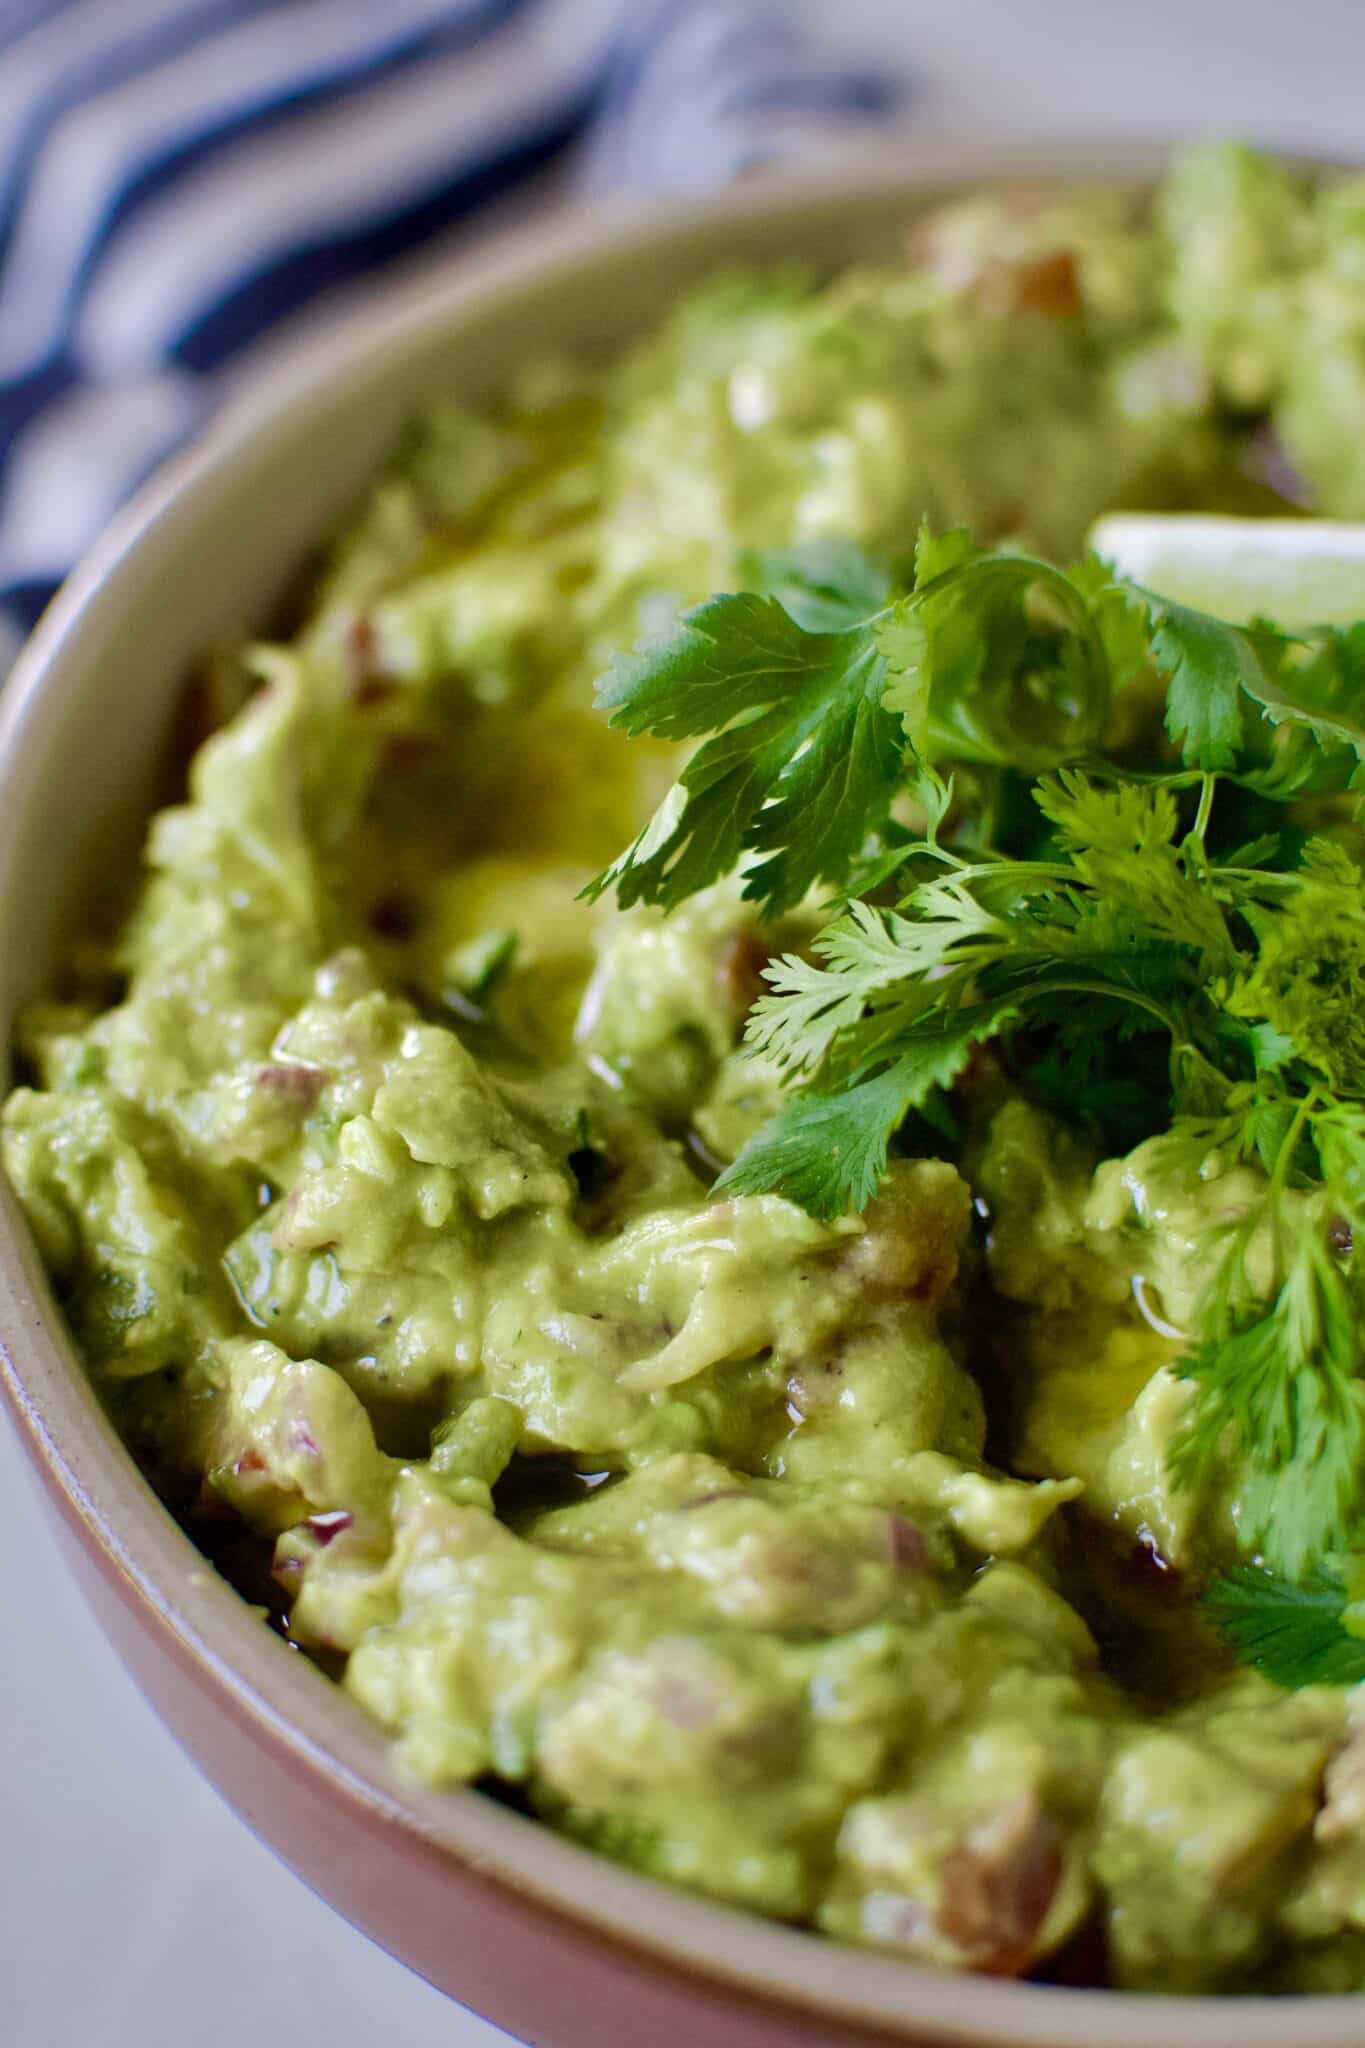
(1087, 514, 1365, 628)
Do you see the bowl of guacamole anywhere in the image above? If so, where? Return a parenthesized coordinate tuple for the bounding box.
(5, 140, 1365, 2047)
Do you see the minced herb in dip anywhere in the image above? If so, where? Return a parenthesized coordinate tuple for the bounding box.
(11, 143, 1365, 1993)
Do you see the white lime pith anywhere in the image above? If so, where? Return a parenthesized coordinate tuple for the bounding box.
(1088, 514, 1365, 627)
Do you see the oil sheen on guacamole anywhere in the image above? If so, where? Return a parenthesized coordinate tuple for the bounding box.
(9, 144, 1365, 1995)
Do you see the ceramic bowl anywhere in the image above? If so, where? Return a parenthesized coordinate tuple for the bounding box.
(2, 140, 1359, 2048)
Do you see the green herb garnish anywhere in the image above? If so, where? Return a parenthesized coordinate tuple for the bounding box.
(590, 527, 1365, 1652)
(1206, 1564, 1365, 1688)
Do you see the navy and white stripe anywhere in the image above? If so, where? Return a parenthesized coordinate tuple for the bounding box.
(0, 0, 903, 673)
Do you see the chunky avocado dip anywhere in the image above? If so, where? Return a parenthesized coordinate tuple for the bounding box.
(12, 143, 1365, 1994)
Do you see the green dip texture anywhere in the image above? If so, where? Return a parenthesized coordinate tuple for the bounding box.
(10, 143, 1365, 1992)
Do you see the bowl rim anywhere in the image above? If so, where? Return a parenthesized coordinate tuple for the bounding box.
(2, 135, 1363, 2048)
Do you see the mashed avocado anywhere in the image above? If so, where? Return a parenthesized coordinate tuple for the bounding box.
(10, 143, 1365, 1993)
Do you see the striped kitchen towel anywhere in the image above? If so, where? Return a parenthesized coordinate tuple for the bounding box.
(0, 0, 904, 673)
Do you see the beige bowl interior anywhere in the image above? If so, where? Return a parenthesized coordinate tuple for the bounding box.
(2, 139, 1361, 2048)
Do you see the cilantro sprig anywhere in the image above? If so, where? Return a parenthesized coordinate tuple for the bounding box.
(590, 527, 1365, 1648)
(585, 530, 1124, 919)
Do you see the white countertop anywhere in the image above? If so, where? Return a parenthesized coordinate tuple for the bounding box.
(0, 1419, 507, 2048)
(5, 4, 1364, 2043)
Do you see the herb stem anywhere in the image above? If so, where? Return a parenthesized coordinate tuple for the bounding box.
(1190, 772, 1217, 848)
(1266, 1090, 1319, 1279)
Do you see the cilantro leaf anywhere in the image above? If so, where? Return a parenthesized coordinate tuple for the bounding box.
(746, 890, 1010, 1080)
(585, 579, 902, 918)
(1173, 1297, 1364, 1581)
(911, 521, 979, 588)
(1034, 770, 1235, 963)
(1247, 626, 1365, 759)
(1222, 839, 1365, 1096)
(750, 769, 1223, 1099)
(1034, 771, 1180, 860)
(1206, 1565, 1365, 1688)
(1146, 592, 1365, 789)
(1066, 551, 1153, 694)
(716, 1002, 1011, 1219)
(737, 537, 892, 631)
(877, 547, 1112, 769)
(1167, 1132, 1365, 1580)
(1149, 597, 1264, 768)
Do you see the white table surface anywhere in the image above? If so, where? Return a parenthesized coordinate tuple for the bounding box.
(5, 4, 1365, 2044)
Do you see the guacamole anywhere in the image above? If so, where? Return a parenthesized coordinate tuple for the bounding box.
(10, 143, 1365, 1993)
